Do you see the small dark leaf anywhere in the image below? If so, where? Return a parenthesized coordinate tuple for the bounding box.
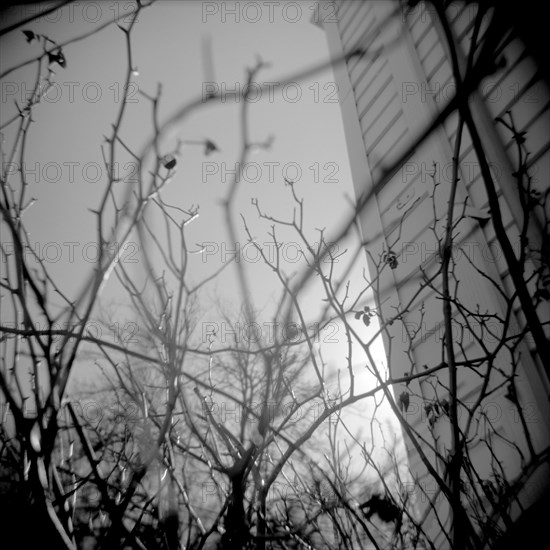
(398, 391, 410, 413)
(48, 49, 66, 68)
(23, 30, 36, 43)
(363, 305, 370, 313)
(56, 50, 66, 67)
(204, 139, 219, 155)
(162, 154, 176, 170)
(360, 494, 401, 523)
(362, 314, 370, 327)
(384, 251, 398, 269)
(354, 311, 362, 320)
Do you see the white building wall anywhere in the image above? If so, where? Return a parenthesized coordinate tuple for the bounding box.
(323, 1, 550, 545)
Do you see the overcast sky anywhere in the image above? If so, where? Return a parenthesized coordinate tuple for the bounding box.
(1, 1, 396, 455)
(1, 2, 360, 302)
